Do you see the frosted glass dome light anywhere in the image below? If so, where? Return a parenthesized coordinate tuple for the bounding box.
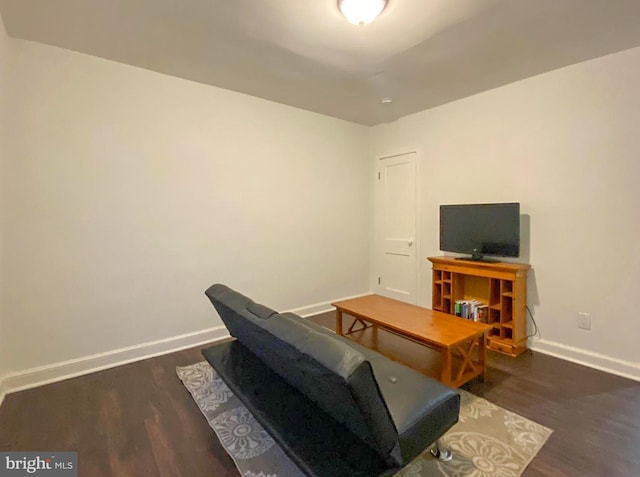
(338, 0, 388, 25)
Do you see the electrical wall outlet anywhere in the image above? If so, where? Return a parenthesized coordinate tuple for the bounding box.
(577, 312, 591, 330)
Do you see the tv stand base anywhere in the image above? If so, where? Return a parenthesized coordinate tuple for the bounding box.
(428, 256, 531, 358)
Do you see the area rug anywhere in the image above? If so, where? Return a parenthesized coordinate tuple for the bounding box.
(177, 362, 552, 477)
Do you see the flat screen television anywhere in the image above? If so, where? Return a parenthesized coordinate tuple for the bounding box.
(440, 203, 520, 262)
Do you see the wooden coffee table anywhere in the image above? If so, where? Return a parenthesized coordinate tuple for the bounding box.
(332, 294, 491, 388)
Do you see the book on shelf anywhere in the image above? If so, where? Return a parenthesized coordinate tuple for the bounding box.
(454, 299, 487, 322)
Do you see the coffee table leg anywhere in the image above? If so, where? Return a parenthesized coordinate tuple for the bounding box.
(441, 348, 452, 387)
(336, 309, 343, 336)
(479, 333, 487, 382)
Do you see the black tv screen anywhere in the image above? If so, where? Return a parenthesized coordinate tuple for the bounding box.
(440, 203, 520, 260)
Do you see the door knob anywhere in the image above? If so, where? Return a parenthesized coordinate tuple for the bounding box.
(408, 240, 414, 247)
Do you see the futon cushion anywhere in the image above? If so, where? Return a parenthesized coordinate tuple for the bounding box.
(259, 313, 401, 464)
(202, 340, 394, 477)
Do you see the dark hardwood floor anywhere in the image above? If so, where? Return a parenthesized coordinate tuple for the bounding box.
(0, 341, 238, 477)
(1, 311, 638, 476)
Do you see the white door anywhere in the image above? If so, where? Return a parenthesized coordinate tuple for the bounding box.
(375, 152, 417, 304)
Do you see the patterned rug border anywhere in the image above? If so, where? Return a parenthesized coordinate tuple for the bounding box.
(494, 402, 552, 476)
(178, 362, 247, 476)
(178, 361, 552, 477)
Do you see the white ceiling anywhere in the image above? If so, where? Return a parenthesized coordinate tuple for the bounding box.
(3, 0, 640, 125)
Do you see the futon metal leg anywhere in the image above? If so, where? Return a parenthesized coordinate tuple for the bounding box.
(430, 438, 452, 462)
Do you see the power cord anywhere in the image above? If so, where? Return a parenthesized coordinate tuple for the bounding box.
(525, 305, 539, 338)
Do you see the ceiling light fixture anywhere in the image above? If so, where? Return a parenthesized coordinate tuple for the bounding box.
(338, 0, 388, 26)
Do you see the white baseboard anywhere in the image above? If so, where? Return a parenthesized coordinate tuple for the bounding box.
(0, 325, 229, 407)
(529, 338, 640, 382)
(0, 291, 371, 407)
(2, 294, 637, 408)
(284, 292, 370, 318)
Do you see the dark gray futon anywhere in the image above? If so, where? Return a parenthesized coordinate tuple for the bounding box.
(201, 284, 460, 476)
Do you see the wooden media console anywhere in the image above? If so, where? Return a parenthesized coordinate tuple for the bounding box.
(428, 256, 531, 357)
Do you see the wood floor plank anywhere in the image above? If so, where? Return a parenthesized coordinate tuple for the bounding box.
(0, 313, 638, 476)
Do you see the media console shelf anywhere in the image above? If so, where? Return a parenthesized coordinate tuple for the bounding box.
(428, 256, 531, 357)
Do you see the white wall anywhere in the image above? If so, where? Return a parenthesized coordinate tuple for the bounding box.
(0, 15, 9, 381)
(370, 46, 640, 376)
(3, 25, 639, 393)
(2, 38, 370, 376)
